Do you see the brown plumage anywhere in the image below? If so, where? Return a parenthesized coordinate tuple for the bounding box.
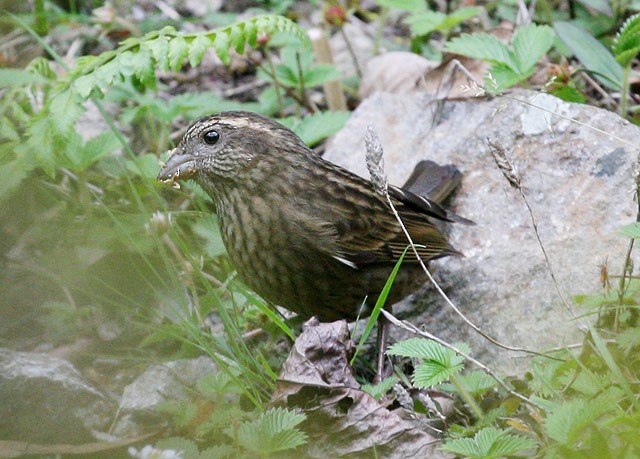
(158, 111, 467, 321)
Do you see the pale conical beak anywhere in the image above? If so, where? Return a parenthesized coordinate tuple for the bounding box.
(157, 148, 197, 183)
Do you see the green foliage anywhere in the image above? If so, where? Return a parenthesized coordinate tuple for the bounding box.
(554, 21, 623, 89)
(279, 111, 350, 146)
(233, 407, 307, 455)
(442, 427, 536, 458)
(361, 376, 399, 400)
(405, 7, 480, 38)
(388, 338, 468, 387)
(613, 13, 640, 67)
(444, 24, 555, 91)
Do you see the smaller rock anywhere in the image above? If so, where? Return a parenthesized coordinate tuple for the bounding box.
(0, 348, 113, 444)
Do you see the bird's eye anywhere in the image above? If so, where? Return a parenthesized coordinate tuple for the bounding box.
(203, 130, 220, 145)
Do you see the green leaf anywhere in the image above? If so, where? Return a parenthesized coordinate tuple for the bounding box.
(613, 13, 640, 67)
(236, 407, 307, 454)
(405, 11, 447, 36)
(388, 337, 469, 360)
(168, 34, 189, 72)
(445, 33, 518, 71)
(442, 427, 536, 458)
(487, 62, 527, 91)
(361, 376, 399, 400)
(189, 34, 213, 67)
(619, 222, 640, 238)
(125, 154, 161, 179)
(147, 34, 171, 72)
(213, 32, 231, 65)
(512, 24, 555, 74)
(284, 111, 349, 146)
(74, 131, 120, 171)
(439, 370, 496, 396)
(414, 359, 464, 387)
(49, 89, 84, 135)
(301, 64, 342, 87)
(0, 68, 48, 87)
(554, 21, 623, 89)
(0, 153, 34, 201)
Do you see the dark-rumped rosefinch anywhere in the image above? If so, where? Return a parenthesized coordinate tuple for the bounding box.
(158, 111, 468, 374)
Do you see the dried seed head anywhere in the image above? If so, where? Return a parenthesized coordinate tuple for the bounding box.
(364, 125, 388, 195)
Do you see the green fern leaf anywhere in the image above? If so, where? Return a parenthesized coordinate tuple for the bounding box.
(168, 34, 189, 72)
(188, 34, 213, 67)
(213, 32, 231, 65)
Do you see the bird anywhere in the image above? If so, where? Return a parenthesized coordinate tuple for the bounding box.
(158, 111, 467, 376)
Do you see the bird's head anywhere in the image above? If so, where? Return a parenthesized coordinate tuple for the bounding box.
(157, 111, 308, 187)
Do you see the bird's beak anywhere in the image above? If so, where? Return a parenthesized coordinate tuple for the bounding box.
(157, 147, 197, 184)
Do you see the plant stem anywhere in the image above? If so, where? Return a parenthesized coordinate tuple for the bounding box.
(450, 374, 484, 419)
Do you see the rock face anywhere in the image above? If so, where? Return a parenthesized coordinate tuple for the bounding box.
(324, 90, 639, 373)
(0, 348, 113, 444)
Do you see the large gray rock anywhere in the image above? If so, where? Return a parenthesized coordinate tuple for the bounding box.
(324, 90, 638, 373)
(0, 348, 113, 443)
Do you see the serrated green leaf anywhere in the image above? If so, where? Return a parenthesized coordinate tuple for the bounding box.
(487, 62, 528, 91)
(405, 11, 447, 36)
(236, 407, 307, 454)
(49, 90, 84, 135)
(168, 34, 189, 72)
(440, 370, 496, 395)
(388, 337, 469, 361)
(130, 47, 156, 88)
(414, 360, 463, 387)
(72, 73, 97, 98)
(554, 21, 622, 89)
(73, 131, 120, 171)
(147, 34, 171, 72)
(445, 33, 518, 71)
(242, 20, 258, 47)
(442, 427, 536, 458)
(229, 25, 245, 53)
(213, 32, 231, 64)
(301, 64, 341, 87)
(188, 34, 213, 67)
(0, 154, 34, 201)
(20, 117, 58, 177)
(512, 24, 555, 74)
(361, 376, 399, 400)
(125, 154, 161, 179)
(613, 13, 640, 66)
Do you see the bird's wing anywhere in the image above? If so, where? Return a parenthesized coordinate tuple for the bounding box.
(287, 185, 458, 270)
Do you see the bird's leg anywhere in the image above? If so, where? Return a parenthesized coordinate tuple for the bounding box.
(374, 308, 392, 383)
